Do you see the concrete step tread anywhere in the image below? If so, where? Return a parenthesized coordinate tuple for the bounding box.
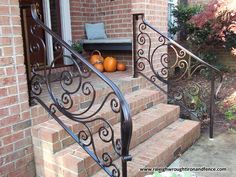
(94, 119, 201, 177)
(53, 103, 180, 175)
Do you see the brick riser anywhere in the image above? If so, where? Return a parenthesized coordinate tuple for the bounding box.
(32, 89, 164, 176)
(95, 119, 201, 177)
(33, 103, 180, 177)
(32, 89, 162, 153)
(55, 104, 180, 177)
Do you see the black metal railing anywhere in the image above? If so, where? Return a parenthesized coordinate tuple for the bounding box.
(133, 14, 223, 138)
(23, 5, 133, 177)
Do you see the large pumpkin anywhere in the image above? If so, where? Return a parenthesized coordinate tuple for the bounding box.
(117, 62, 126, 71)
(103, 57, 117, 72)
(94, 63, 104, 72)
(90, 50, 104, 65)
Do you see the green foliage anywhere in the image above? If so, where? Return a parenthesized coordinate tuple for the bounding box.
(225, 32, 236, 51)
(169, 4, 202, 39)
(225, 105, 236, 120)
(169, 2, 236, 68)
(71, 40, 83, 53)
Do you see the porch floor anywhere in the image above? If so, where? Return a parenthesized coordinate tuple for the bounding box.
(36, 67, 133, 103)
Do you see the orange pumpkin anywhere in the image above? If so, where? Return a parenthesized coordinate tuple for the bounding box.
(90, 50, 104, 65)
(103, 57, 117, 72)
(117, 62, 126, 71)
(94, 63, 104, 72)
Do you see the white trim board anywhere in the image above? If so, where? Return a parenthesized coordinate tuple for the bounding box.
(42, 0, 73, 65)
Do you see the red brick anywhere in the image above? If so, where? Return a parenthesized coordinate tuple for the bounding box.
(8, 85, 17, 95)
(0, 115, 19, 126)
(0, 162, 15, 176)
(14, 137, 32, 150)
(0, 126, 11, 137)
(38, 128, 59, 143)
(16, 65, 26, 74)
(0, 95, 17, 106)
(0, 76, 16, 86)
(10, 0, 19, 5)
(2, 148, 25, 165)
(12, 26, 22, 35)
(0, 57, 14, 66)
(20, 111, 30, 120)
(0, 108, 9, 117)
(15, 56, 24, 65)
(11, 6, 20, 16)
(11, 16, 21, 25)
(0, 37, 11, 46)
(3, 131, 24, 145)
(20, 102, 30, 112)
(9, 104, 20, 115)
(0, 16, 10, 25)
(0, 27, 12, 35)
(5, 66, 15, 75)
(15, 154, 33, 170)
(0, 88, 7, 97)
(0, 144, 13, 155)
(3, 47, 13, 56)
(0, 68, 5, 76)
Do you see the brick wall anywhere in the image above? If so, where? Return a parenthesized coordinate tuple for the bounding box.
(0, 1, 35, 177)
(70, 0, 134, 67)
(69, 0, 168, 69)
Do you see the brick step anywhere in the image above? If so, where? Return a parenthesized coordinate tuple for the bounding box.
(34, 103, 180, 177)
(94, 119, 201, 177)
(38, 76, 148, 110)
(30, 76, 162, 126)
(32, 89, 162, 154)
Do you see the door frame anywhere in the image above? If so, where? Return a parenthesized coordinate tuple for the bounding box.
(43, 0, 72, 66)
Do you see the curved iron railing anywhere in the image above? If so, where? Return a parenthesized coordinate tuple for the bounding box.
(133, 14, 223, 138)
(24, 5, 132, 177)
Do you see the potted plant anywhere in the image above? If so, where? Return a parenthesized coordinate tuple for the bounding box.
(71, 40, 84, 70)
(71, 40, 83, 55)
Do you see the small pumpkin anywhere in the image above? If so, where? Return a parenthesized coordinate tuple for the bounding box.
(117, 62, 126, 71)
(90, 50, 104, 65)
(103, 57, 117, 72)
(94, 63, 104, 72)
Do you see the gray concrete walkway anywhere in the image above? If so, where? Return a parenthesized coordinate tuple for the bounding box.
(169, 130, 236, 177)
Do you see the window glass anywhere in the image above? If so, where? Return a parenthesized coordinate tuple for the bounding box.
(168, 0, 178, 38)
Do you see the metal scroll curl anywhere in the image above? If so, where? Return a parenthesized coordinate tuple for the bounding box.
(134, 15, 223, 127)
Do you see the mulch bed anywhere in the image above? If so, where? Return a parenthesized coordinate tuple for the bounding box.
(214, 72, 236, 134)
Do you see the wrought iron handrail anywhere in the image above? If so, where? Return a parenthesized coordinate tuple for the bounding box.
(26, 4, 132, 177)
(142, 19, 223, 98)
(133, 14, 223, 138)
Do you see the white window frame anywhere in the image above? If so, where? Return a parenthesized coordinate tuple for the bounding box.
(42, 0, 73, 66)
(168, 0, 178, 39)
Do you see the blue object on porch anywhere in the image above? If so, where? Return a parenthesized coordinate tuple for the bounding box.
(85, 22, 108, 40)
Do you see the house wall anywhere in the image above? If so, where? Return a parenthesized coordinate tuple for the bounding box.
(0, 1, 35, 177)
(69, 0, 168, 70)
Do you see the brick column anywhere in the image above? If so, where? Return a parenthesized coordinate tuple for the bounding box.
(0, 1, 35, 176)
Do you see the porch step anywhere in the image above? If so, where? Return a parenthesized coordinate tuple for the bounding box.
(32, 89, 162, 154)
(94, 119, 201, 177)
(34, 103, 180, 177)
